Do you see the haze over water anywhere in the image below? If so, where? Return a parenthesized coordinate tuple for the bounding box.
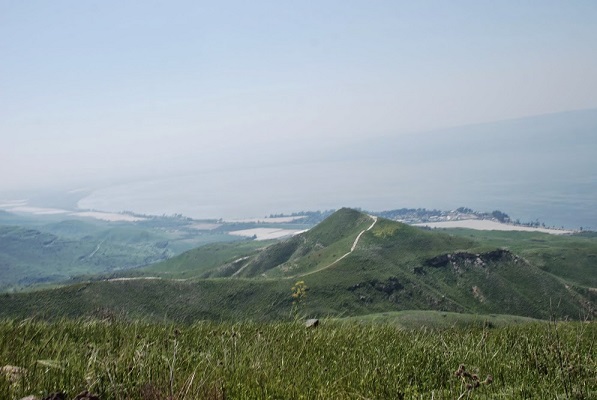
(2, 2, 597, 230)
(78, 110, 597, 230)
(78, 161, 597, 230)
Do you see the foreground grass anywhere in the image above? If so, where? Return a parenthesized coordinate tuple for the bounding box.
(0, 319, 595, 399)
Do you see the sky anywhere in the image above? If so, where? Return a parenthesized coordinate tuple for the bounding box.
(2, 0, 597, 193)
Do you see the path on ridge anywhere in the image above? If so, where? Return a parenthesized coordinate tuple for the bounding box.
(296, 215, 377, 278)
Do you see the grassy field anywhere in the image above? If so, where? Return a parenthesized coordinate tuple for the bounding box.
(0, 318, 594, 399)
(338, 310, 543, 329)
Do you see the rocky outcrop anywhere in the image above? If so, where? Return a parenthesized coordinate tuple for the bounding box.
(348, 277, 404, 296)
(425, 249, 517, 268)
(305, 318, 320, 328)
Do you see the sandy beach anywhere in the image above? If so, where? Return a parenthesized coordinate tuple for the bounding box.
(414, 219, 573, 235)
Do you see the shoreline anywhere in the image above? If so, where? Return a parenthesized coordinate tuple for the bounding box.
(0, 200, 587, 233)
(414, 219, 574, 235)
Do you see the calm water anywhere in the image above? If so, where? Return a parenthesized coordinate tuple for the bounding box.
(78, 160, 597, 230)
(79, 110, 597, 229)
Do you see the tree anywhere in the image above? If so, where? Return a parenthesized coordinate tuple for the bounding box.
(491, 210, 510, 223)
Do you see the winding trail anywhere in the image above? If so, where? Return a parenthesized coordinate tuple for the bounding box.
(87, 239, 105, 259)
(102, 215, 379, 282)
(296, 215, 377, 277)
(231, 256, 252, 277)
(105, 276, 187, 282)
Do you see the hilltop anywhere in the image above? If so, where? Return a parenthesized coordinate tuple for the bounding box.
(0, 208, 594, 322)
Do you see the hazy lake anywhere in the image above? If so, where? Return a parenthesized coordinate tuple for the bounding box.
(77, 109, 597, 230)
(78, 159, 597, 230)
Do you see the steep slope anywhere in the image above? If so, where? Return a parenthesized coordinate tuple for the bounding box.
(145, 208, 375, 279)
(126, 240, 273, 279)
(228, 208, 376, 278)
(292, 217, 594, 320)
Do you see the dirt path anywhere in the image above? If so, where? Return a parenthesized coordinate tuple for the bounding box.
(231, 256, 252, 277)
(296, 215, 377, 277)
(87, 239, 105, 259)
(105, 277, 187, 282)
(103, 216, 378, 282)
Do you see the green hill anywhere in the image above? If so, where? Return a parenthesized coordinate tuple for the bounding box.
(0, 209, 594, 322)
(0, 225, 173, 291)
(127, 240, 275, 279)
(231, 208, 375, 278)
(0, 213, 246, 291)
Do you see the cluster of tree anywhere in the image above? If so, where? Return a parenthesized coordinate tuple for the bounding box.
(267, 210, 335, 225)
(490, 210, 510, 223)
(374, 208, 445, 221)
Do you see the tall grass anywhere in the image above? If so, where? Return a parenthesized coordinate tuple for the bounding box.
(0, 319, 595, 399)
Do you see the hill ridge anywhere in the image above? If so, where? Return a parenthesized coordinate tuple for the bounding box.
(296, 214, 377, 278)
(0, 208, 594, 322)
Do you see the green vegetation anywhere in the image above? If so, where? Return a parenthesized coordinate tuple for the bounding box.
(0, 207, 329, 292)
(0, 319, 594, 399)
(0, 214, 245, 292)
(338, 310, 543, 329)
(234, 208, 374, 278)
(437, 228, 597, 288)
(1, 208, 594, 322)
(0, 223, 233, 292)
(124, 240, 275, 280)
(1, 208, 595, 398)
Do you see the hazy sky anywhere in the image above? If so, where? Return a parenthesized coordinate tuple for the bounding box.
(2, 1, 597, 192)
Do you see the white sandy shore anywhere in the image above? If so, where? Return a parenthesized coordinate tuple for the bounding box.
(414, 219, 573, 235)
(229, 228, 307, 241)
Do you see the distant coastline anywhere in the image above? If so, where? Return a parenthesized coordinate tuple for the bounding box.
(0, 199, 585, 235)
(414, 219, 573, 235)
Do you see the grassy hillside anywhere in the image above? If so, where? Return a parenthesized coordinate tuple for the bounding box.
(0, 279, 292, 322)
(0, 209, 594, 322)
(0, 213, 244, 291)
(437, 228, 597, 288)
(0, 319, 595, 399)
(0, 225, 173, 291)
(232, 208, 375, 278)
(126, 208, 373, 279)
(122, 240, 274, 279)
